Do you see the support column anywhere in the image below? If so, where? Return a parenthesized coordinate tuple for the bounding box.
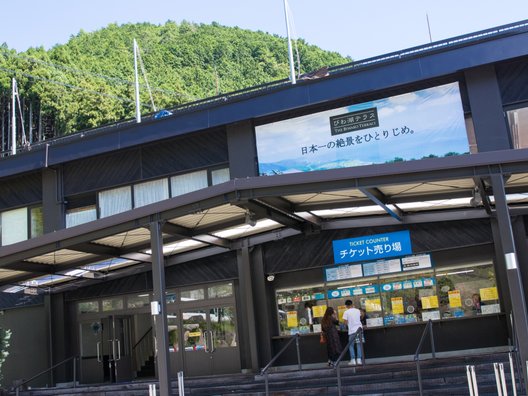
(237, 245, 259, 371)
(490, 174, 528, 388)
(42, 168, 65, 233)
(150, 221, 172, 396)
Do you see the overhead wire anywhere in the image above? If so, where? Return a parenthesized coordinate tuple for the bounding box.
(0, 65, 153, 108)
(0, 48, 196, 101)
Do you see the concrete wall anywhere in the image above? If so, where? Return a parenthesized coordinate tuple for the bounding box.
(0, 304, 49, 389)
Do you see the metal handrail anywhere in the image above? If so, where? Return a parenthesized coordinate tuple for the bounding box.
(333, 327, 364, 396)
(14, 355, 78, 396)
(414, 319, 436, 396)
(260, 333, 302, 396)
(132, 326, 153, 350)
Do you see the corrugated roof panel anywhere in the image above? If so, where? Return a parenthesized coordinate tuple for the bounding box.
(25, 249, 97, 265)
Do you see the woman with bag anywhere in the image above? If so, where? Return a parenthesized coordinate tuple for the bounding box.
(321, 307, 342, 367)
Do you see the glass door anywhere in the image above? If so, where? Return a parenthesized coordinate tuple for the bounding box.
(79, 316, 134, 383)
(111, 315, 134, 382)
(181, 305, 240, 376)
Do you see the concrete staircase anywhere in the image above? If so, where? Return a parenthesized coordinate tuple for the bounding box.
(11, 352, 523, 396)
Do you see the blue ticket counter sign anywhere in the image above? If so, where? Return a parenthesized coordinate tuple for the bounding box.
(333, 230, 412, 265)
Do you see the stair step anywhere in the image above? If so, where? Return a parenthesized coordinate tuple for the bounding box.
(14, 352, 522, 396)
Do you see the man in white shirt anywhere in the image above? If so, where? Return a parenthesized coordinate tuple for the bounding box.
(342, 299, 363, 365)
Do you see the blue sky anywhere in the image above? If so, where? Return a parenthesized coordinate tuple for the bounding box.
(1, 1, 527, 60)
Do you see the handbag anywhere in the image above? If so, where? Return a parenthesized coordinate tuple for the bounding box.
(319, 332, 327, 344)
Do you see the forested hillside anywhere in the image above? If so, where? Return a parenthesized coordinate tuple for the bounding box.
(0, 21, 349, 136)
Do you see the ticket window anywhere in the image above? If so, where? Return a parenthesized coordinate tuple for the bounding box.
(380, 270, 436, 325)
(275, 285, 326, 336)
(436, 262, 499, 319)
(326, 277, 382, 328)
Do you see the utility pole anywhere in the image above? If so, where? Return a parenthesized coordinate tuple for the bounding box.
(283, 0, 296, 84)
(133, 39, 141, 123)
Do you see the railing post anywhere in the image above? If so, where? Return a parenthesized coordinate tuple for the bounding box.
(467, 365, 474, 396)
(265, 372, 269, 396)
(177, 371, 185, 396)
(429, 321, 435, 358)
(73, 357, 77, 388)
(508, 352, 518, 396)
(337, 365, 342, 396)
(295, 334, 302, 371)
(494, 363, 504, 396)
(417, 360, 423, 396)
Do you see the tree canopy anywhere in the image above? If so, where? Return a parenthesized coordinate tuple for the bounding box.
(0, 21, 350, 134)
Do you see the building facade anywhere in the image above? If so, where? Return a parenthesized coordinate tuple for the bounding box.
(0, 20, 528, 393)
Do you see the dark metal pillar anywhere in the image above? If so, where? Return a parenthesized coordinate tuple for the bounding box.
(150, 221, 172, 396)
(490, 173, 528, 390)
(237, 245, 259, 371)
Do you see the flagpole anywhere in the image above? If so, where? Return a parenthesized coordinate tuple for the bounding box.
(11, 78, 16, 155)
(133, 39, 141, 123)
(283, 0, 296, 84)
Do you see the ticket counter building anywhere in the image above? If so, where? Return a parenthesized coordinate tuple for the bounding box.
(1, 20, 528, 393)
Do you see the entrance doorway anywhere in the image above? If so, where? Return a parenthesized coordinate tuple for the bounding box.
(181, 304, 240, 376)
(79, 315, 134, 383)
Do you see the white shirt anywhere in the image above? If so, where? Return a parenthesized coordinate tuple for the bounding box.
(343, 307, 362, 335)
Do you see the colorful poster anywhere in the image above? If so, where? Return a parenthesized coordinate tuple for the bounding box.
(337, 305, 347, 321)
(448, 290, 462, 308)
(312, 305, 327, 318)
(421, 295, 439, 309)
(480, 287, 498, 301)
(287, 311, 298, 327)
(365, 298, 381, 312)
(391, 297, 404, 314)
(255, 82, 469, 176)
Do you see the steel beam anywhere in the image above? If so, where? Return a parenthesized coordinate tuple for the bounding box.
(150, 221, 172, 396)
(489, 173, 528, 390)
(359, 187, 403, 221)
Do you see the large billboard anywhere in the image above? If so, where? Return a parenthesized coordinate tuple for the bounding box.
(255, 82, 469, 176)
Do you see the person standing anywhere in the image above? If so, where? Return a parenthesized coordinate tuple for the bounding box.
(321, 307, 342, 366)
(342, 299, 363, 365)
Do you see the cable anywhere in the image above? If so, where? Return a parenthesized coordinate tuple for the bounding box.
(0, 65, 153, 108)
(1, 48, 195, 100)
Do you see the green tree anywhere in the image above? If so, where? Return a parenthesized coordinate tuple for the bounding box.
(0, 22, 350, 134)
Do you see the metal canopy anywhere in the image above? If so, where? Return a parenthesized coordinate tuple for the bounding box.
(1, 149, 528, 294)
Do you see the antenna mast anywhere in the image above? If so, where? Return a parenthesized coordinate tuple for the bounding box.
(426, 13, 433, 43)
(133, 39, 141, 123)
(283, 0, 296, 84)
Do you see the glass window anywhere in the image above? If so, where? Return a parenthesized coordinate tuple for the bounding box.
(168, 313, 179, 352)
(171, 170, 208, 197)
(181, 288, 205, 302)
(79, 301, 99, 314)
(66, 205, 97, 228)
(30, 206, 44, 238)
(327, 277, 382, 328)
(1, 207, 28, 246)
(99, 186, 132, 218)
(507, 107, 528, 149)
(436, 262, 499, 318)
(208, 283, 233, 299)
(134, 178, 169, 208)
(276, 284, 326, 336)
(102, 297, 124, 312)
(166, 290, 177, 304)
(211, 168, 230, 185)
(127, 294, 150, 309)
(210, 306, 237, 348)
(380, 270, 436, 325)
